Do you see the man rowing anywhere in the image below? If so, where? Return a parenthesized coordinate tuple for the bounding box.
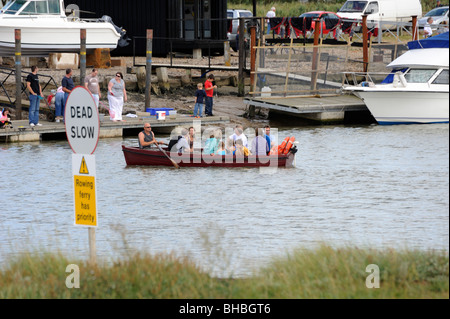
(138, 123, 167, 149)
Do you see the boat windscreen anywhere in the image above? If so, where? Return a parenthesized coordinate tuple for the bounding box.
(405, 69, 438, 83)
(2, 0, 27, 14)
(20, 0, 61, 15)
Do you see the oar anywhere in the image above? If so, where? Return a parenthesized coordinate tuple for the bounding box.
(155, 142, 180, 169)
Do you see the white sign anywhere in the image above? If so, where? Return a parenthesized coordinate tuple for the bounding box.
(72, 154, 97, 227)
(65, 86, 100, 154)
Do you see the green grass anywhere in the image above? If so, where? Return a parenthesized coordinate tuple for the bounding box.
(228, 0, 443, 17)
(1, 245, 448, 298)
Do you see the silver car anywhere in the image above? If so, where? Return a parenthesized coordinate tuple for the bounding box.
(418, 6, 449, 30)
(227, 9, 253, 50)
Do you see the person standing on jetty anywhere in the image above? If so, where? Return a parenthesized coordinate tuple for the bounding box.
(85, 68, 101, 108)
(26, 66, 43, 127)
(194, 83, 206, 118)
(204, 74, 217, 117)
(62, 68, 75, 120)
(108, 72, 127, 122)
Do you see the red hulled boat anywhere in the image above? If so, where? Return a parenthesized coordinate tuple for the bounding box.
(122, 145, 297, 168)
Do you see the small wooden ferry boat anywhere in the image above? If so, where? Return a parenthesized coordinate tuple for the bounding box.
(122, 145, 297, 168)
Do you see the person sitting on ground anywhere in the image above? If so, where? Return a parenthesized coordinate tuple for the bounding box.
(216, 142, 227, 155)
(229, 124, 248, 147)
(0, 108, 13, 129)
(138, 123, 167, 149)
(176, 128, 193, 153)
(251, 128, 269, 156)
(235, 139, 250, 157)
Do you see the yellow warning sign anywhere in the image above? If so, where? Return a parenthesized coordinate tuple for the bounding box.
(79, 156, 89, 174)
(74, 175, 97, 227)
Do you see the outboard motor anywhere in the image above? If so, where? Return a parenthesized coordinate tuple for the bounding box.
(100, 15, 130, 47)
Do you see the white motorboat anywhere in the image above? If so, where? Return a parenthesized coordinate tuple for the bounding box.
(0, 0, 128, 56)
(343, 32, 449, 125)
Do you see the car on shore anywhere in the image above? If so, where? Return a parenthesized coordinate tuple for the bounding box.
(298, 11, 342, 35)
(227, 9, 253, 50)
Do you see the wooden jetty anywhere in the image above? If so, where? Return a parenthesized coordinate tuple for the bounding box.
(244, 94, 368, 123)
(0, 115, 230, 143)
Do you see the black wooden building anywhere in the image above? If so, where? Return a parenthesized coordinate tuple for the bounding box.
(68, 0, 228, 57)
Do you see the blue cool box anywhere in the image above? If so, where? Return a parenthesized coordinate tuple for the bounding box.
(146, 108, 173, 115)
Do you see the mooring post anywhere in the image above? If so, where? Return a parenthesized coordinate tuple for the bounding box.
(411, 16, 418, 41)
(362, 15, 369, 73)
(15, 29, 22, 120)
(80, 29, 86, 86)
(238, 17, 246, 97)
(249, 25, 257, 117)
(145, 29, 153, 110)
(311, 19, 321, 92)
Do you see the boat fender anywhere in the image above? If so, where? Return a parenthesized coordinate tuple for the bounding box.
(277, 137, 290, 154)
(282, 136, 296, 155)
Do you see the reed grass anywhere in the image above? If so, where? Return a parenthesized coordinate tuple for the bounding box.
(1, 245, 448, 299)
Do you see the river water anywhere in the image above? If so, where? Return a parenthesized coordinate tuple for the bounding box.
(0, 123, 448, 277)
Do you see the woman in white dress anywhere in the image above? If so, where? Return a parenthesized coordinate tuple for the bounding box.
(107, 72, 127, 121)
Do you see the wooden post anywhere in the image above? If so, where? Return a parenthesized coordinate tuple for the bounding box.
(145, 29, 153, 110)
(311, 19, 321, 92)
(411, 16, 418, 41)
(249, 25, 257, 118)
(88, 227, 97, 266)
(284, 37, 294, 96)
(80, 29, 86, 86)
(362, 15, 369, 73)
(238, 17, 246, 97)
(15, 29, 22, 120)
(250, 25, 257, 90)
(260, 17, 265, 69)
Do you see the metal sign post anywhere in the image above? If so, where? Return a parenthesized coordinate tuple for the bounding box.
(65, 86, 100, 265)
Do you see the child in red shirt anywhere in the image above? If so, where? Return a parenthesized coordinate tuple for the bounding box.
(204, 74, 217, 116)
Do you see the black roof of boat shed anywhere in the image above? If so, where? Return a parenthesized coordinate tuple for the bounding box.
(68, 0, 228, 57)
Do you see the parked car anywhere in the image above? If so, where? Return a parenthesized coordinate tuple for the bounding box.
(298, 11, 341, 35)
(227, 9, 253, 50)
(418, 6, 449, 30)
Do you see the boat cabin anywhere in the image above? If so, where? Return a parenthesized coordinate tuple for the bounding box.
(0, 0, 64, 16)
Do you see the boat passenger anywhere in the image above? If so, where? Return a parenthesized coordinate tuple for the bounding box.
(235, 139, 250, 157)
(188, 127, 195, 149)
(251, 128, 269, 156)
(226, 138, 236, 155)
(176, 128, 193, 153)
(138, 123, 167, 149)
(216, 142, 227, 155)
(203, 133, 219, 155)
(229, 124, 248, 147)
